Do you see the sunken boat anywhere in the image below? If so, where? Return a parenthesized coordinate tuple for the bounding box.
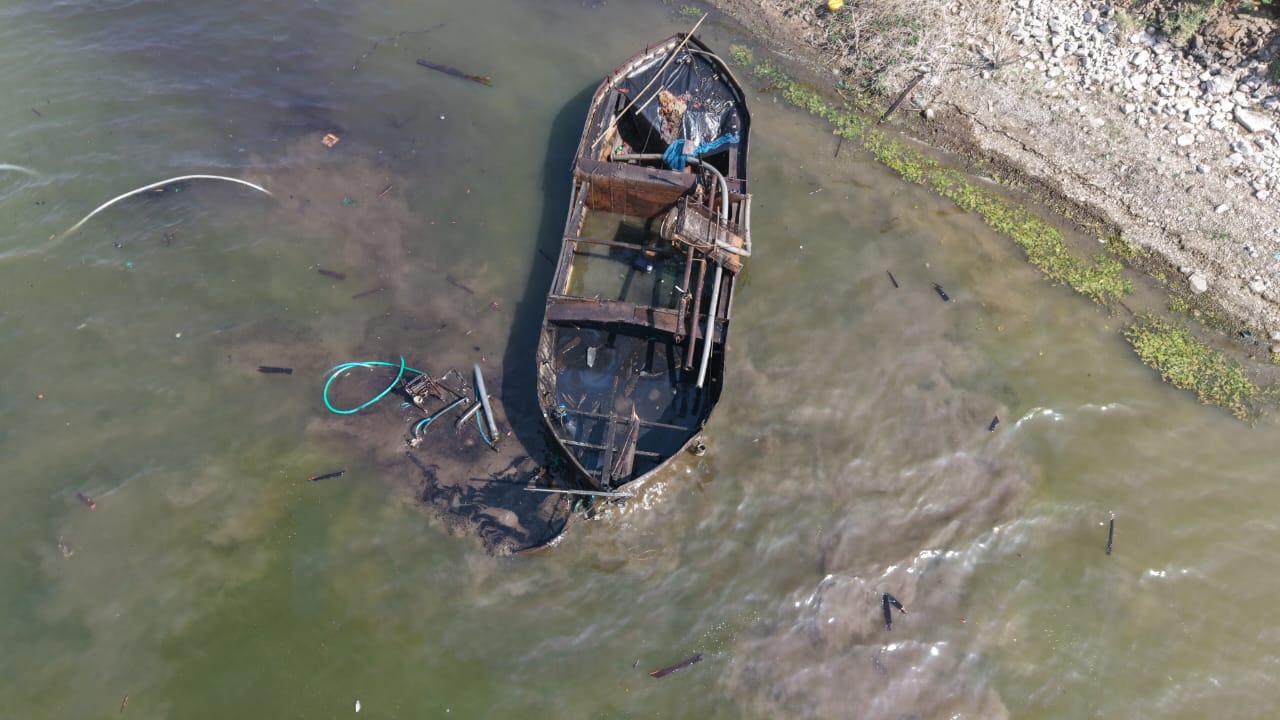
(537, 34, 752, 494)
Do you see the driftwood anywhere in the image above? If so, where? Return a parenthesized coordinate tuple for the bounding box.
(878, 72, 926, 124)
(416, 58, 492, 86)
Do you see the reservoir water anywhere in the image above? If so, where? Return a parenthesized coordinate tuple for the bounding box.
(2, 1, 1277, 717)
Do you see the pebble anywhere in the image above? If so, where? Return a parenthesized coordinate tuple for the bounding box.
(1008, 0, 1279, 206)
(1189, 273, 1209, 293)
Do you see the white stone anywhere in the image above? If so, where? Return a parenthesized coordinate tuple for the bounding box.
(1176, 133, 1195, 147)
(1234, 108, 1275, 134)
(1190, 273, 1209, 293)
(1203, 76, 1233, 95)
(1131, 49, 1151, 67)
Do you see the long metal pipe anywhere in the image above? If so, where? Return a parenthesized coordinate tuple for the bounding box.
(611, 151, 735, 387)
(473, 364, 500, 444)
(524, 487, 634, 499)
(696, 263, 722, 388)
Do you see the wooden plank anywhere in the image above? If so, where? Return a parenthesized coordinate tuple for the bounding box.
(575, 158, 695, 218)
(546, 295, 683, 335)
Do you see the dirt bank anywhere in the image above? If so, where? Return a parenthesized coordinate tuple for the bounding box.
(713, 0, 1280, 354)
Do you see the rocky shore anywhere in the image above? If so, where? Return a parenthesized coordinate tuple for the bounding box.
(717, 0, 1280, 343)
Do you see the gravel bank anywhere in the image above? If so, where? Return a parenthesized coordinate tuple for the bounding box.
(717, 0, 1280, 338)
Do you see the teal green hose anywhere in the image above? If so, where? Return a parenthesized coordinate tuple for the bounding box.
(322, 357, 423, 415)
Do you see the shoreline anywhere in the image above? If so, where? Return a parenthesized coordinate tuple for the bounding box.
(711, 0, 1280, 414)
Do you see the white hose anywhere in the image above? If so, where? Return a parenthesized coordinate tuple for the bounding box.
(61, 174, 272, 237)
(0, 163, 39, 176)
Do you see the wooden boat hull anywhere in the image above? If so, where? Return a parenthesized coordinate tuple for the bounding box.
(537, 34, 751, 493)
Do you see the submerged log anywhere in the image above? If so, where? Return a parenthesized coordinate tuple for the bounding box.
(416, 58, 492, 86)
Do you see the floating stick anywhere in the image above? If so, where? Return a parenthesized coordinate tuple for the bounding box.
(309, 470, 346, 482)
(1106, 517, 1115, 555)
(415, 58, 492, 86)
(258, 366, 293, 375)
(446, 274, 475, 294)
(351, 286, 385, 300)
(886, 270, 899, 288)
(317, 268, 347, 280)
(932, 282, 951, 302)
(649, 653, 702, 678)
(62, 175, 272, 237)
(988, 415, 1000, 432)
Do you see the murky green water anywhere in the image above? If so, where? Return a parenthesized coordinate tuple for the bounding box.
(3, 1, 1278, 718)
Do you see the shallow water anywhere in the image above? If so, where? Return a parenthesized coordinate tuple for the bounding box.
(3, 1, 1279, 718)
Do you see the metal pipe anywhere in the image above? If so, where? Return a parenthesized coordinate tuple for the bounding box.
(454, 399, 481, 430)
(696, 262, 722, 389)
(615, 153, 750, 257)
(685, 256, 707, 369)
(524, 487, 633, 499)
(473, 364, 500, 443)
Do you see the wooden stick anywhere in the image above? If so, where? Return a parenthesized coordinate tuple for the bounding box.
(649, 653, 702, 678)
(878, 72, 926, 124)
(416, 58, 491, 86)
(590, 15, 707, 151)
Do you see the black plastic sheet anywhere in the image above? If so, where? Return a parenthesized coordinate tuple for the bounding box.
(621, 47, 742, 145)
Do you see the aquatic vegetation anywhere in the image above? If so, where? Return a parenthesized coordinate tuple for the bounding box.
(1123, 315, 1261, 420)
(743, 57, 1280, 418)
(748, 64, 1130, 305)
(728, 44, 754, 68)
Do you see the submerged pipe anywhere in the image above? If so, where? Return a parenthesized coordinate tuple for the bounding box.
(524, 487, 632, 499)
(473, 364, 500, 443)
(697, 263, 722, 389)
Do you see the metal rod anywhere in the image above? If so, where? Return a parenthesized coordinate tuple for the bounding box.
(696, 262, 722, 389)
(589, 19, 706, 151)
(525, 487, 633, 499)
(473, 364, 500, 443)
(685, 257, 707, 369)
(454, 399, 481, 430)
